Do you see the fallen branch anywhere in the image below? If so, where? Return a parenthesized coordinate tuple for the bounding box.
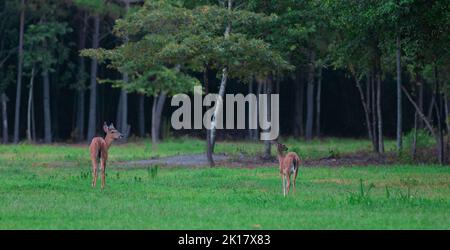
(402, 86, 435, 138)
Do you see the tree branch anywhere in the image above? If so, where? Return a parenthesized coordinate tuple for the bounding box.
(402, 85, 436, 138)
(0, 46, 18, 68)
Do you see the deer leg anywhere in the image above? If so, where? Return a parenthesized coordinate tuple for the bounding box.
(282, 175, 285, 197)
(91, 158, 98, 187)
(293, 169, 299, 194)
(286, 175, 291, 195)
(100, 155, 107, 190)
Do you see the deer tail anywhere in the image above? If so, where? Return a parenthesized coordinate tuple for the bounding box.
(295, 155, 301, 168)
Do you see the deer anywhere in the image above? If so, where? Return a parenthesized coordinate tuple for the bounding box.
(272, 141, 301, 197)
(89, 122, 123, 189)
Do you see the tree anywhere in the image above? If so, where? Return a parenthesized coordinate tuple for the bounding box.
(315, 65, 322, 137)
(83, 0, 290, 163)
(74, 0, 121, 141)
(87, 13, 100, 141)
(399, 0, 450, 164)
(73, 10, 88, 142)
(0, 68, 14, 144)
(13, 0, 26, 143)
(22, 21, 71, 143)
(328, 1, 403, 154)
(247, 0, 331, 142)
(185, 1, 291, 163)
(114, 0, 139, 138)
(81, 1, 199, 145)
(0, 0, 19, 143)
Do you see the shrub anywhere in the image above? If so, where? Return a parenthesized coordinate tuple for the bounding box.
(400, 129, 435, 163)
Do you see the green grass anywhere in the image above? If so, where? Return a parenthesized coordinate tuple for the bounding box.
(0, 138, 448, 229)
(0, 137, 396, 164)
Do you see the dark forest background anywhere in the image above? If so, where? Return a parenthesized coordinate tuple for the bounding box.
(0, 0, 448, 164)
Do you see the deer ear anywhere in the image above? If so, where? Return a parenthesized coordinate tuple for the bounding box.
(103, 122, 109, 133)
(109, 123, 115, 129)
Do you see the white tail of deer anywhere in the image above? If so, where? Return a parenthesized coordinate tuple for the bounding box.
(272, 141, 301, 196)
(89, 122, 123, 189)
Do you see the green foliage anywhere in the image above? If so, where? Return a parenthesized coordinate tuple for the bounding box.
(23, 21, 72, 73)
(400, 129, 435, 163)
(82, 0, 291, 97)
(327, 148, 341, 159)
(245, 0, 330, 67)
(403, 129, 435, 150)
(0, 66, 15, 93)
(73, 0, 122, 17)
(346, 179, 375, 206)
(98, 65, 201, 96)
(147, 165, 159, 179)
(0, 0, 19, 93)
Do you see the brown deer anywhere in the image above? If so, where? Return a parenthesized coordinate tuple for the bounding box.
(89, 122, 123, 189)
(272, 141, 301, 196)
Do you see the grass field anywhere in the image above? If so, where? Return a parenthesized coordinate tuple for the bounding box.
(0, 138, 448, 229)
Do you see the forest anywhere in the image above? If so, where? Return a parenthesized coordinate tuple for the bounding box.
(0, 0, 449, 165)
(0, 0, 450, 231)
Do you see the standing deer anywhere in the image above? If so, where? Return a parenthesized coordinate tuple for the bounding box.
(272, 141, 301, 196)
(89, 122, 123, 189)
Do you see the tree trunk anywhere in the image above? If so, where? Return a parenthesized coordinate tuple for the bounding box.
(151, 97, 157, 144)
(138, 94, 145, 137)
(75, 11, 87, 142)
(151, 92, 167, 145)
(444, 91, 450, 134)
(412, 111, 418, 159)
(31, 89, 36, 142)
(365, 73, 376, 151)
(86, 14, 100, 141)
(275, 75, 280, 94)
(1, 92, 8, 143)
(76, 89, 85, 141)
(42, 70, 52, 143)
(353, 71, 373, 149)
(263, 75, 272, 159)
(402, 86, 435, 137)
(210, 67, 228, 151)
(434, 66, 444, 165)
(51, 75, 60, 141)
(371, 71, 379, 153)
(427, 86, 436, 122)
(209, 0, 232, 156)
(13, 0, 25, 143)
(27, 67, 35, 143)
(116, 80, 128, 137)
(315, 66, 322, 137)
(117, 0, 129, 135)
(376, 70, 384, 154)
(435, 99, 444, 165)
(116, 92, 122, 129)
(293, 69, 304, 137)
(204, 67, 214, 167)
(396, 34, 402, 153)
(417, 84, 424, 128)
(305, 51, 315, 141)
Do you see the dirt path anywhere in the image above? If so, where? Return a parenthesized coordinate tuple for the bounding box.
(115, 151, 396, 169)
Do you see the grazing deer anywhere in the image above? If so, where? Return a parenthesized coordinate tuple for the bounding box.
(89, 122, 123, 189)
(272, 141, 301, 197)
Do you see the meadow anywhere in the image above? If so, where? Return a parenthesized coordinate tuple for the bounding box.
(0, 138, 448, 229)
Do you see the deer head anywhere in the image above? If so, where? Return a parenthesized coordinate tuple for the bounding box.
(103, 122, 123, 140)
(271, 140, 288, 154)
